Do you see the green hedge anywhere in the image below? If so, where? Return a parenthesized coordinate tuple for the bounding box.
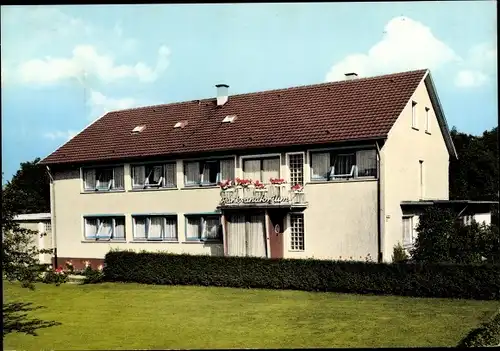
(458, 309, 500, 347)
(103, 252, 500, 300)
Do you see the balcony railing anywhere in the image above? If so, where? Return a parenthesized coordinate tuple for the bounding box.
(218, 183, 307, 208)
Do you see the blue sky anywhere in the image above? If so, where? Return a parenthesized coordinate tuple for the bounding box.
(1, 3, 497, 183)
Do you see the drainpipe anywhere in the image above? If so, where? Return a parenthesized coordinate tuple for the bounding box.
(375, 141, 383, 263)
(46, 166, 57, 269)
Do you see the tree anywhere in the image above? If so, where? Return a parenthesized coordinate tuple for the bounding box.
(2, 157, 50, 215)
(2, 188, 51, 289)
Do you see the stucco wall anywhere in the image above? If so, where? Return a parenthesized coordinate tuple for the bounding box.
(381, 76, 450, 261)
(285, 180, 378, 260)
(16, 220, 53, 264)
(52, 150, 379, 261)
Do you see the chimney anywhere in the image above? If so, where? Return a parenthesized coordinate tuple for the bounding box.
(345, 72, 358, 80)
(215, 84, 229, 106)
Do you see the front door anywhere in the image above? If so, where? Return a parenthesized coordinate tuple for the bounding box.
(268, 210, 285, 259)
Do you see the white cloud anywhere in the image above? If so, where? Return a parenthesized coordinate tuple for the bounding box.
(454, 70, 489, 88)
(88, 90, 139, 120)
(43, 130, 78, 141)
(325, 16, 460, 82)
(454, 42, 496, 88)
(18, 44, 170, 85)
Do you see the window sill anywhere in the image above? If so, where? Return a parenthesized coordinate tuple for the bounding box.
(81, 190, 126, 194)
(425, 131, 431, 135)
(182, 185, 219, 190)
(182, 240, 222, 244)
(81, 240, 126, 243)
(307, 178, 377, 184)
(129, 240, 179, 243)
(288, 250, 305, 252)
(412, 127, 419, 131)
(129, 187, 178, 192)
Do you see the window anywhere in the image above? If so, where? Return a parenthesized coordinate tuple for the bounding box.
(419, 160, 424, 199)
(402, 216, 414, 247)
(44, 222, 52, 232)
(184, 159, 234, 186)
(412, 101, 418, 129)
(83, 166, 124, 191)
(243, 157, 280, 183)
(185, 215, 222, 241)
(310, 149, 377, 181)
(133, 215, 177, 241)
(132, 163, 176, 189)
(425, 107, 431, 133)
(84, 216, 125, 240)
(290, 214, 304, 251)
(288, 153, 304, 186)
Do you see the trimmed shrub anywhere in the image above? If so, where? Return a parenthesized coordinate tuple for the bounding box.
(458, 309, 500, 347)
(104, 251, 500, 300)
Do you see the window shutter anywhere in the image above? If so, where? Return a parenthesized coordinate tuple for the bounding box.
(133, 166, 146, 187)
(83, 169, 96, 190)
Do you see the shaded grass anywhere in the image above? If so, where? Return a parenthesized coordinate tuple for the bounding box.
(3, 282, 499, 350)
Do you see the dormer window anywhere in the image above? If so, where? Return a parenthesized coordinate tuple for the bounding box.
(174, 121, 188, 128)
(222, 115, 237, 123)
(132, 125, 146, 134)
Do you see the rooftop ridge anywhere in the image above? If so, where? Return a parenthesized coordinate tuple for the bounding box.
(105, 68, 429, 115)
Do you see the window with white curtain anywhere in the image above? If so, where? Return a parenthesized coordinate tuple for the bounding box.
(83, 166, 125, 191)
(310, 149, 377, 181)
(185, 215, 222, 241)
(402, 216, 414, 247)
(132, 163, 177, 189)
(84, 216, 125, 240)
(290, 213, 304, 251)
(133, 215, 177, 241)
(242, 157, 280, 183)
(184, 159, 234, 186)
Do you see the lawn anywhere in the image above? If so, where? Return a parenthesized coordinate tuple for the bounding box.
(3, 282, 499, 350)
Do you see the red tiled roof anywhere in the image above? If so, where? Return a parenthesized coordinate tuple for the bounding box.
(40, 69, 428, 165)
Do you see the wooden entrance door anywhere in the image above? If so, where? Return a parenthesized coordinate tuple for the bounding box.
(268, 210, 285, 259)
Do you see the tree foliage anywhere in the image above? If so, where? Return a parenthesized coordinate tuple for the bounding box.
(411, 206, 499, 264)
(2, 157, 50, 214)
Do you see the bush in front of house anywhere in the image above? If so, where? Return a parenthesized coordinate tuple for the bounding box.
(103, 251, 500, 300)
(392, 243, 409, 263)
(411, 207, 500, 264)
(82, 265, 105, 284)
(458, 309, 500, 347)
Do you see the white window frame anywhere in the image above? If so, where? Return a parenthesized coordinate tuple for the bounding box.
(185, 214, 222, 241)
(288, 212, 305, 252)
(83, 216, 125, 241)
(132, 215, 178, 241)
(286, 152, 306, 186)
(411, 101, 418, 129)
(240, 153, 282, 183)
(81, 165, 125, 192)
(402, 216, 415, 248)
(131, 162, 177, 189)
(308, 148, 377, 182)
(183, 156, 236, 187)
(425, 107, 431, 133)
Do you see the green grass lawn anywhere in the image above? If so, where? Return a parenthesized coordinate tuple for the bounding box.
(3, 282, 499, 350)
